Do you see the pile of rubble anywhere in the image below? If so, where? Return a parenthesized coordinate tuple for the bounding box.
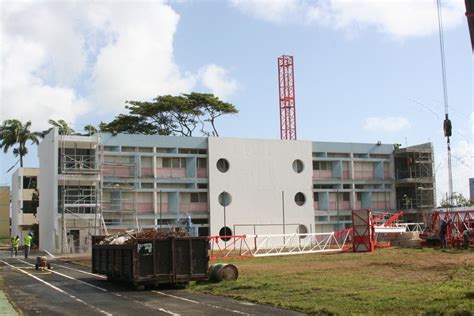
(99, 228, 189, 245)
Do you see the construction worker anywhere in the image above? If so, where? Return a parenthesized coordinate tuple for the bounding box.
(440, 219, 448, 248)
(23, 232, 33, 259)
(10, 235, 20, 257)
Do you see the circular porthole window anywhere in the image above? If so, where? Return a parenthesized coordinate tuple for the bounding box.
(219, 226, 232, 241)
(292, 159, 304, 173)
(216, 158, 230, 173)
(294, 192, 306, 206)
(218, 191, 232, 207)
(298, 224, 308, 238)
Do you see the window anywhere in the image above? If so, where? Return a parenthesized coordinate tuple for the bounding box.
(162, 158, 186, 168)
(197, 158, 207, 168)
(327, 153, 349, 158)
(191, 192, 208, 203)
(298, 225, 308, 237)
(343, 184, 351, 189)
(218, 192, 232, 206)
(216, 158, 230, 173)
(22, 201, 36, 214)
(292, 160, 304, 173)
(23, 176, 37, 189)
(141, 183, 154, 189)
(313, 161, 330, 170)
(162, 158, 171, 168)
(342, 192, 350, 201)
(313, 193, 319, 202)
(295, 192, 306, 206)
(122, 146, 136, 152)
(197, 183, 208, 189)
(138, 147, 153, 153)
(356, 192, 362, 201)
(314, 184, 335, 189)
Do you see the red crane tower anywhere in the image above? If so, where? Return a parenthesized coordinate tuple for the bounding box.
(278, 55, 297, 140)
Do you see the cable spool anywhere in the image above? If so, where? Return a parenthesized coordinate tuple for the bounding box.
(208, 263, 239, 282)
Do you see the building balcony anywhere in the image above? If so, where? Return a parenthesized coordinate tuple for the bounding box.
(102, 166, 133, 177)
(180, 202, 209, 212)
(197, 168, 208, 178)
(313, 170, 333, 179)
(353, 171, 374, 180)
(156, 168, 186, 178)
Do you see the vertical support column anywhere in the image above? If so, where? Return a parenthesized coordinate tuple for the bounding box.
(278, 55, 297, 140)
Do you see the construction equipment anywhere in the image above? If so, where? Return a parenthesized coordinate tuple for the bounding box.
(420, 209, 474, 247)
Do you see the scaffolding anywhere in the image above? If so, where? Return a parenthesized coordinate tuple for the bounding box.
(98, 145, 139, 233)
(394, 143, 436, 216)
(59, 133, 103, 254)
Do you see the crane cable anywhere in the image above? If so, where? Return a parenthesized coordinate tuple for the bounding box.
(436, 0, 454, 205)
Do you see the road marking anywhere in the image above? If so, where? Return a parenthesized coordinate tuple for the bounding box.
(152, 291, 250, 315)
(52, 263, 107, 279)
(17, 259, 179, 316)
(0, 260, 112, 316)
(17, 259, 107, 292)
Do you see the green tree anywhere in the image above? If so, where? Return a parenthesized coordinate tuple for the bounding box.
(440, 192, 473, 207)
(100, 93, 238, 136)
(48, 119, 75, 135)
(0, 119, 40, 168)
(83, 125, 97, 136)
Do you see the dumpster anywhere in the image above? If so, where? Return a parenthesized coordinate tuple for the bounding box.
(92, 236, 209, 288)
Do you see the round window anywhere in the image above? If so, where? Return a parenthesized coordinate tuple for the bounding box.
(294, 192, 306, 206)
(298, 225, 308, 239)
(216, 158, 230, 173)
(292, 159, 304, 173)
(219, 226, 232, 241)
(218, 191, 232, 207)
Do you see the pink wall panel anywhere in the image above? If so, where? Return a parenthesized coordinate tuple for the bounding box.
(313, 170, 332, 179)
(102, 166, 131, 177)
(180, 203, 208, 212)
(313, 201, 319, 210)
(136, 203, 154, 213)
(156, 168, 186, 178)
(197, 168, 208, 178)
(141, 168, 154, 177)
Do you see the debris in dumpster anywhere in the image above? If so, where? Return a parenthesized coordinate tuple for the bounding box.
(98, 228, 189, 245)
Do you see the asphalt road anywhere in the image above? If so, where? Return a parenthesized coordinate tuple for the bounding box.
(0, 255, 303, 316)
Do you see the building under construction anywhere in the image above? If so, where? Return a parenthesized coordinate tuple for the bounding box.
(394, 143, 436, 222)
(36, 127, 437, 254)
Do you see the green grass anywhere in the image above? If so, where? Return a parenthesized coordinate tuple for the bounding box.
(190, 247, 474, 315)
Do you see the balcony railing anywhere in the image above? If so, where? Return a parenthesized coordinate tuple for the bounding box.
(61, 155, 98, 172)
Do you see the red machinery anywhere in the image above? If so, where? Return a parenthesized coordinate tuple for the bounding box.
(420, 209, 474, 247)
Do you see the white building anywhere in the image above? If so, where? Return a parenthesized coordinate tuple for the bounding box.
(37, 128, 435, 254)
(11, 168, 39, 239)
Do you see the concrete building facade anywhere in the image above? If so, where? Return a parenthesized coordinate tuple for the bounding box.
(11, 168, 39, 239)
(37, 129, 435, 253)
(0, 186, 10, 238)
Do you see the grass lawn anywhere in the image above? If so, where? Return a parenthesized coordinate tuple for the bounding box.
(190, 247, 474, 315)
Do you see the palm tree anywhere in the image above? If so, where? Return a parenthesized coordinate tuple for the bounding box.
(48, 119, 75, 135)
(84, 125, 97, 136)
(0, 119, 40, 167)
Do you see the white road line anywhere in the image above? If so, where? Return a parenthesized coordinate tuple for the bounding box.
(0, 260, 112, 316)
(17, 259, 107, 292)
(52, 263, 107, 279)
(17, 259, 179, 316)
(152, 291, 251, 315)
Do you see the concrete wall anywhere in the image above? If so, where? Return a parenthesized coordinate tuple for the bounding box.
(38, 128, 58, 252)
(0, 186, 10, 237)
(208, 137, 315, 237)
(11, 168, 39, 239)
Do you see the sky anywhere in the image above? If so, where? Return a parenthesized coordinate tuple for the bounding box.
(0, 0, 472, 204)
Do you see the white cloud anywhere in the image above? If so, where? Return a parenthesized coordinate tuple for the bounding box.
(199, 64, 238, 100)
(364, 116, 410, 132)
(87, 3, 197, 111)
(0, 1, 238, 131)
(231, 0, 464, 38)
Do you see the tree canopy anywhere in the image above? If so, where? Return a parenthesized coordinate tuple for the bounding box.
(0, 119, 40, 168)
(100, 93, 238, 136)
(440, 192, 473, 208)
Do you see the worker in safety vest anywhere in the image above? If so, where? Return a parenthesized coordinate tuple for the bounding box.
(10, 235, 20, 257)
(23, 232, 33, 259)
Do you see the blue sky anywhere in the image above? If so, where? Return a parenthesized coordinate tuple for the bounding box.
(0, 0, 472, 203)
